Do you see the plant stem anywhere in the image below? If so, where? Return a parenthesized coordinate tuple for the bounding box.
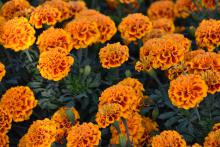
(121, 118, 132, 147)
(25, 50, 33, 63)
(195, 107, 201, 121)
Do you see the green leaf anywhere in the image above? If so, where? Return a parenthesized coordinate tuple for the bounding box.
(164, 116, 180, 127)
(158, 112, 177, 120)
(152, 107, 159, 120)
(119, 134, 127, 147)
(65, 109, 75, 124)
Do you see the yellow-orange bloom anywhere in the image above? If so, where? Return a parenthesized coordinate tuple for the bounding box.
(37, 50, 74, 81)
(151, 130, 187, 147)
(204, 129, 220, 147)
(147, 1, 175, 20)
(183, 49, 206, 62)
(65, 19, 100, 49)
(21, 118, 57, 147)
(51, 107, 80, 142)
(202, 0, 219, 9)
(96, 103, 122, 128)
(195, 19, 220, 51)
(174, 0, 197, 18)
(168, 74, 208, 109)
(167, 62, 186, 80)
(1, 86, 38, 122)
(0, 17, 35, 52)
(18, 134, 27, 147)
(75, 9, 100, 18)
(44, 0, 71, 21)
(99, 42, 129, 69)
(29, 5, 61, 29)
(0, 134, 9, 147)
(152, 18, 175, 33)
(0, 106, 12, 134)
(118, 13, 152, 43)
(67, 122, 101, 147)
(0, 0, 32, 20)
(37, 27, 73, 54)
(0, 62, 6, 82)
(192, 143, 202, 147)
(68, 1, 87, 17)
(213, 123, 220, 132)
(142, 29, 166, 43)
(99, 85, 137, 118)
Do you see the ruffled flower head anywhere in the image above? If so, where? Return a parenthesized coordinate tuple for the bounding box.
(213, 123, 220, 132)
(118, 13, 152, 43)
(0, 17, 35, 51)
(99, 42, 129, 69)
(69, 1, 87, 17)
(67, 123, 101, 147)
(168, 74, 208, 109)
(142, 29, 166, 43)
(37, 50, 74, 81)
(204, 129, 220, 147)
(152, 18, 175, 33)
(0, 106, 12, 134)
(202, 0, 219, 9)
(1, 86, 38, 122)
(0, 62, 6, 82)
(174, 0, 198, 18)
(0, 134, 9, 147)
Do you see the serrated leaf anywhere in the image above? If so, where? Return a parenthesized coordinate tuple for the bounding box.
(164, 116, 180, 127)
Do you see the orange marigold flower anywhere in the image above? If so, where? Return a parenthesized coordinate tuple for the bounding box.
(142, 29, 166, 43)
(51, 107, 80, 142)
(174, 0, 197, 18)
(65, 19, 100, 49)
(0, 86, 38, 122)
(167, 62, 186, 80)
(29, 5, 61, 29)
(0, 17, 35, 52)
(120, 0, 136, 4)
(0, 106, 12, 134)
(147, 1, 175, 20)
(0, 0, 32, 20)
(99, 42, 129, 69)
(99, 85, 137, 118)
(75, 9, 100, 18)
(18, 134, 27, 147)
(162, 33, 191, 52)
(151, 130, 187, 147)
(192, 143, 202, 147)
(195, 19, 220, 51)
(213, 123, 220, 132)
(204, 129, 220, 147)
(118, 13, 152, 43)
(69, 1, 87, 17)
(21, 118, 57, 147)
(184, 49, 206, 62)
(37, 27, 73, 54)
(96, 103, 122, 128)
(152, 18, 175, 33)
(67, 122, 101, 147)
(202, 0, 219, 9)
(44, 0, 71, 21)
(105, 0, 120, 9)
(168, 74, 208, 109)
(0, 134, 9, 147)
(37, 50, 74, 81)
(0, 62, 6, 82)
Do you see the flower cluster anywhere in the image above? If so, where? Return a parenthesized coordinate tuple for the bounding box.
(0, 62, 6, 82)
(66, 122, 101, 147)
(99, 42, 129, 69)
(0, 17, 35, 51)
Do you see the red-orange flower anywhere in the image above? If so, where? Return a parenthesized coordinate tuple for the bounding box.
(175, 0, 198, 18)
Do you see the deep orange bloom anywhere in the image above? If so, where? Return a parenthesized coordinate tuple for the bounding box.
(204, 129, 220, 147)
(168, 74, 208, 109)
(118, 13, 152, 43)
(213, 123, 220, 132)
(99, 42, 129, 69)
(67, 123, 101, 147)
(0, 62, 6, 82)
(202, 0, 219, 9)
(0, 17, 35, 51)
(184, 49, 206, 62)
(37, 27, 73, 54)
(142, 29, 166, 43)
(152, 18, 175, 33)
(151, 130, 187, 147)
(192, 143, 202, 147)
(147, 1, 175, 20)
(1, 86, 38, 122)
(69, 1, 87, 17)
(29, 5, 61, 29)
(37, 50, 74, 81)
(167, 62, 186, 80)
(0, 134, 9, 147)
(175, 0, 197, 18)
(0, 106, 12, 134)
(195, 19, 220, 51)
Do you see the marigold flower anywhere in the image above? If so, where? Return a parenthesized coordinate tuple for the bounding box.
(105, 0, 120, 9)
(152, 18, 175, 33)
(151, 130, 187, 147)
(120, 0, 136, 4)
(0, 0, 32, 20)
(213, 123, 220, 132)
(99, 85, 137, 118)
(18, 134, 27, 147)
(65, 19, 100, 49)
(29, 5, 61, 29)
(195, 19, 220, 51)
(168, 74, 208, 109)
(0, 17, 35, 52)
(0, 106, 12, 134)
(67, 122, 101, 147)
(202, 0, 219, 9)
(142, 29, 166, 43)
(37, 27, 73, 54)
(21, 118, 57, 147)
(192, 143, 202, 147)
(204, 129, 220, 147)
(118, 13, 152, 43)
(0, 134, 9, 147)
(96, 103, 122, 128)
(44, 0, 71, 21)
(147, 1, 175, 20)
(37, 50, 74, 81)
(51, 107, 80, 142)
(184, 49, 206, 62)
(69, 1, 87, 17)
(99, 42, 129, 69)
(167, 62, 186, 80)
(0, 62, 6, 82)
(174, 0, 197, 18)
(1, 86, 38, 122)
